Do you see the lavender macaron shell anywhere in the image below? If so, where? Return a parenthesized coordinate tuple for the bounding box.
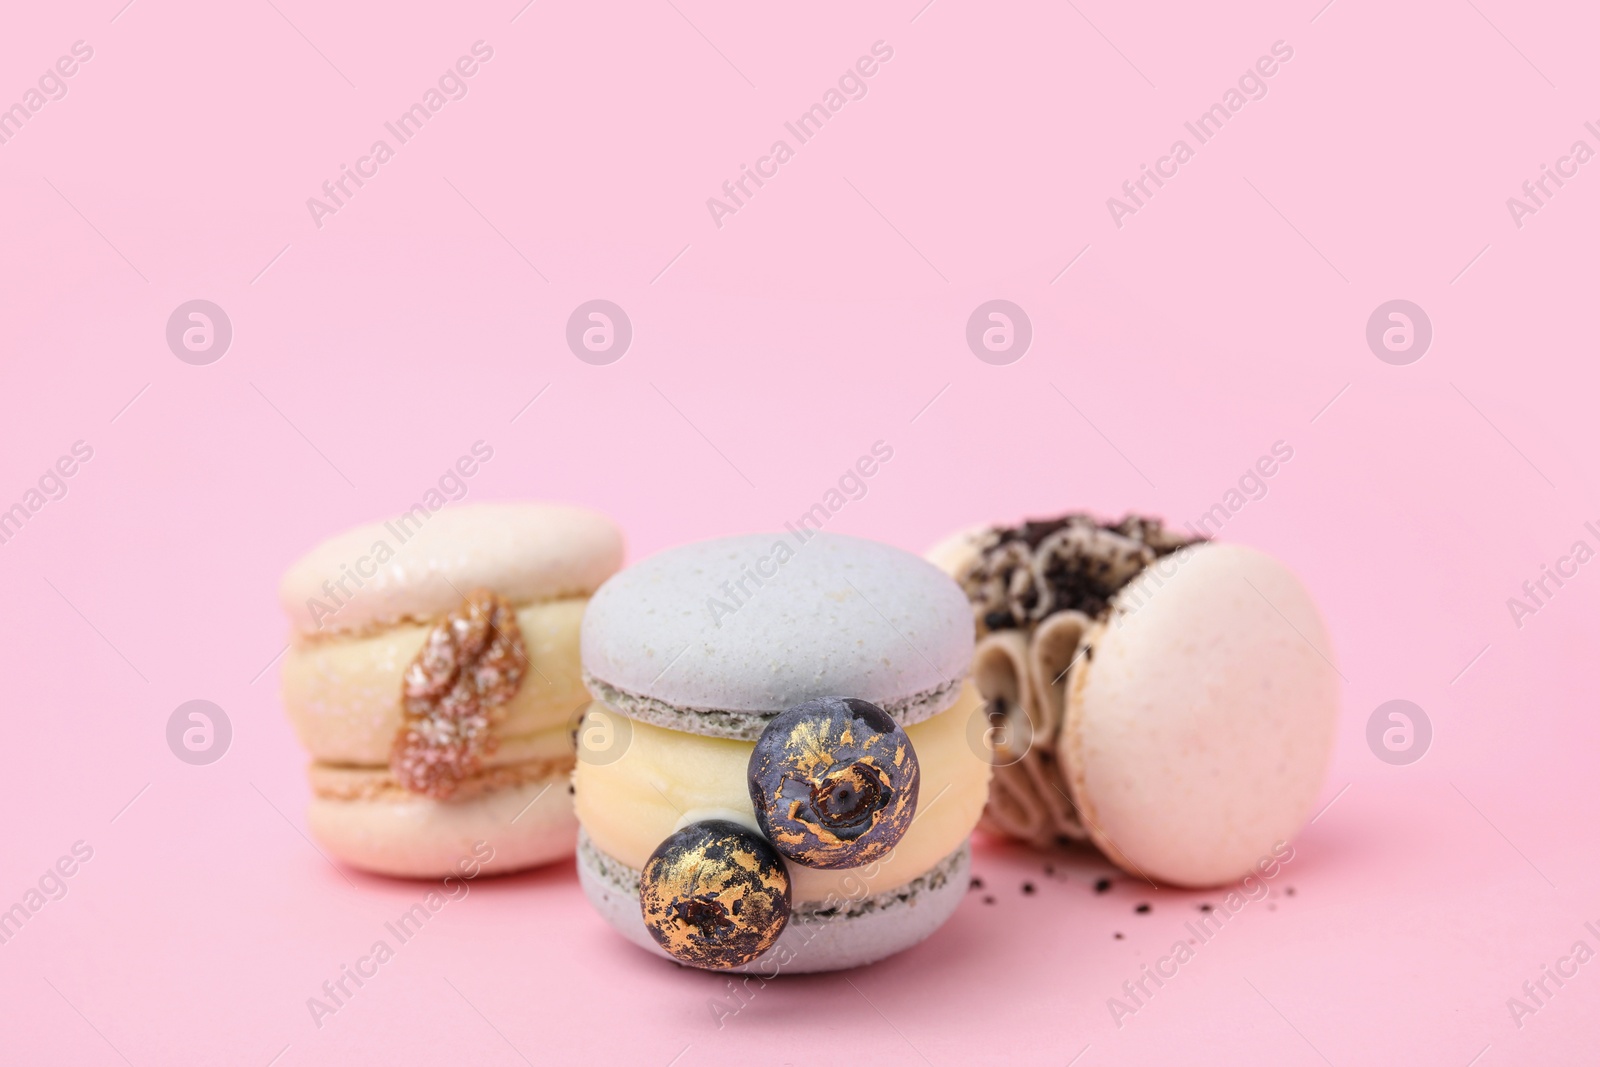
(580, 533, 974, 740)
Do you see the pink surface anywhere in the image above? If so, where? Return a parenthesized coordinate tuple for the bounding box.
(2, 1, 1596, 1063)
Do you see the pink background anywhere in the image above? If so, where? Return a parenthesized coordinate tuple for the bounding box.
(2, 0, 1597, 1063)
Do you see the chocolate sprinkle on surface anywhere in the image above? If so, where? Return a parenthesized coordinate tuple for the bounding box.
(957, 513, 1200, 634)
(1022, 882, 1036, 895)
(1113, 932, 1124, 939)
(1199, 904, 1213, 912)
(1135, 903, 1151, 914)
(1095, 878, 1113, 894)
(970, 876, 984, 891)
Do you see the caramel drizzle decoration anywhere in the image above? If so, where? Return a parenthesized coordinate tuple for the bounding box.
(391, 588, 527, 799)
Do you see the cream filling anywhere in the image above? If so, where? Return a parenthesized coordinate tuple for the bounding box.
(309, 730, 576, 802)
(574, 684, 991, 904)
(283, 598, 590, 764)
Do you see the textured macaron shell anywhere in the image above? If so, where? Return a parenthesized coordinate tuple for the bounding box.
(580, 533, 974, 734)
(279, 501, 623, 636)
(1064, 542, 1339, 888)
(283, 599, 591, 763)
(574, 685, 990, 904)
(307, 773, 577, 879)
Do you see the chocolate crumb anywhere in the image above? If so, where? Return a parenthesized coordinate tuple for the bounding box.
(1022, 882, 1036, 895)
(1198, 904, 1213, 912)
(956, 513, 1201, 634)
(1135, 903, 1151, 914)
(1113, 932, 1124, 939)
(984, 609, 1015, 631)
(1094, 878, 1112, 894)
(566, 784, 575, 794)
(970, 876, 984, 891)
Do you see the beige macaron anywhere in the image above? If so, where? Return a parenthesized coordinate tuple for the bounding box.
(929, 514, 1339, 888)
(278, 501, 623, 878)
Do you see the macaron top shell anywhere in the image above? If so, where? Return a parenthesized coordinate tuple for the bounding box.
(581, 533, 973, 740)
(1064, 542, 1339, 888)
(279, 501, 623, 636)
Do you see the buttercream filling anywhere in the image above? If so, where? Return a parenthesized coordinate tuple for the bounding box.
(573, 687, 990, 904)
(960, 514, 1196, 631)
(282, 597, 590, 766)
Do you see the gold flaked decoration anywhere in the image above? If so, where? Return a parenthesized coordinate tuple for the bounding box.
(639, 820, 791, 970)
(390, 588, 527, 799)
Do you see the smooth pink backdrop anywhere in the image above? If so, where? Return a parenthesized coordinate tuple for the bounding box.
(2, 1, 1596, 1064)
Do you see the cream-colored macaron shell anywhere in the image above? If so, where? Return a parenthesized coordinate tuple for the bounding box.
(279, 501, 623, 636)
(1065, 542, 1339, 887)
(575, 684, 991, 904)
(307, 773, 577, 879)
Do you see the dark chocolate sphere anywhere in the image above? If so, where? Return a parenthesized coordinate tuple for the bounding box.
(638, 820, 791, 970)
(748, 696, 920, 870)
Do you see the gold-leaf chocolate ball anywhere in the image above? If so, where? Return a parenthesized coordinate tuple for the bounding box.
(748, 697, 920, 870)
(638, 820, 791, 969)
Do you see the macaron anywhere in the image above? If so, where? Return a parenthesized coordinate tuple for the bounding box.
(278, 501, 623, 878)
(928, 514, 1339, 888)
(574, 532, 991, 973)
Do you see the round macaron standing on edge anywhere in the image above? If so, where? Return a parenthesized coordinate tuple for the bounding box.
(573, 532, 992, 974)
(928, 513, 1339, 889)
(277, 501, 623, 879)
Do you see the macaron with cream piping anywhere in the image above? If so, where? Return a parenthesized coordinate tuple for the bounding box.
(929, 513, 1338, 888)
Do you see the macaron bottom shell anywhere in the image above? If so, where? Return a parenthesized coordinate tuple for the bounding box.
(579, 831, 971, 974)
(307, 768, 578, 879)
